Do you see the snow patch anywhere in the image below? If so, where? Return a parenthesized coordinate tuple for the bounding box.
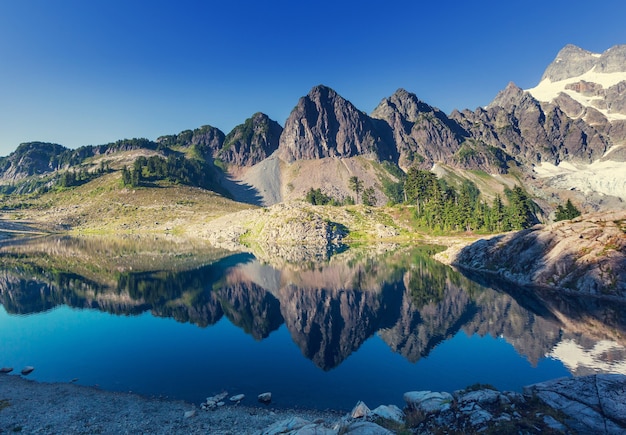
(534, 159, 626, 200)
(527, 67, 626, 121)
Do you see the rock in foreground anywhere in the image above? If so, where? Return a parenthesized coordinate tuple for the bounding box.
(525, 374, 626, 434)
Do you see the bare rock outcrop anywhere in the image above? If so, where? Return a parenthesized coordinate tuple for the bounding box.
(525, 374, 626, 434)
(450, 211, 626, 298)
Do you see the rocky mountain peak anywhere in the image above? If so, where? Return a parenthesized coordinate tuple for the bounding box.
(220, 112, 283, 167)
(277, 85, 388, 162)
(0, 142, 69, 182)
(541, 44, 598, 82)
(371, 88, 433, 123)
(487, 82, 527, 109)
(156, 125, 225, 161)
(542, 44, 626, 82)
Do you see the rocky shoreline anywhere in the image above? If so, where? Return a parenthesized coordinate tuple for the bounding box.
(1, 372, 625, 434)
(436, 211, 626, 300)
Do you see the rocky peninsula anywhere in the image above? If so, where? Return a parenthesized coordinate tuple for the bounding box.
(437, 211, 626, 299)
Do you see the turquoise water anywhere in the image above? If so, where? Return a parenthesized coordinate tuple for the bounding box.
(1, 238, 623, 410)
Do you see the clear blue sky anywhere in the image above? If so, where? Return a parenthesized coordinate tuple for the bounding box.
(1, 0, 625, 156)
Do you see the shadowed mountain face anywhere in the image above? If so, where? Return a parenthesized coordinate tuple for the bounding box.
(451, 82, 611, 166)
(221, 113, 283, 167)
(1, 236, 625, 374)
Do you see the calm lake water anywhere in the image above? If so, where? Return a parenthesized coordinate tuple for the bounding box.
(1, 235, 625, 411)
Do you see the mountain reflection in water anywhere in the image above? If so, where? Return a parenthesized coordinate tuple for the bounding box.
(1, 235, 625, 402)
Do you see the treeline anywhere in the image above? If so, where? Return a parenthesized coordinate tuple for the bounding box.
(304, 176, 378, 206)
(404, 167, 537, 232)
(121, 154, 221, 192)
(304, 167, 540, 232)
(58, 161, 113, 188)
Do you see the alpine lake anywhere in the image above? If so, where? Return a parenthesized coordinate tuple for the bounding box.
(1, 233, 625, 411)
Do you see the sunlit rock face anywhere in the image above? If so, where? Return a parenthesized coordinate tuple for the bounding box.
(370, 89, 465, 171)
(451, 211, 626, 297)
(221, 112, 283, 167)
(278, 85, 391, 162)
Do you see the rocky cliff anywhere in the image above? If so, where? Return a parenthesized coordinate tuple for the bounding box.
(2, 44, 626, 210)
(451, 82, 610, 166)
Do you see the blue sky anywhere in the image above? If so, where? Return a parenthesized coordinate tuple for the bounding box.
(1, 0, 625, 156)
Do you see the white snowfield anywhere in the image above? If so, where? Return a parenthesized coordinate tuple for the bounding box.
(527, 67, 626, 121)
(534, 158, 626, 201)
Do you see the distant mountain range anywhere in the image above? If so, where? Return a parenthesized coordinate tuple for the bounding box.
(2, 44, 625, 212)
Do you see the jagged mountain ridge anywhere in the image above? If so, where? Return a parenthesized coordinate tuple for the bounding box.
(1, 43, 625, 208)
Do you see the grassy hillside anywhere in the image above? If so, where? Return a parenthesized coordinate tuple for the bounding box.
(1, 170, 253, 235)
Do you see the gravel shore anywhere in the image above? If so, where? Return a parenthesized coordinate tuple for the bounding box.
(0, 375, 342, 434)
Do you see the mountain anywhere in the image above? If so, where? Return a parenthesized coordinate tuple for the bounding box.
(156, 124, 225, 160)
(221, 112, 283, 167)
(451, 82, 610, 166)
(277, 85, 392, 162)
(1, 44, 625, 211)
(529, 44, 626, 120)
(370, 88, 463, 169)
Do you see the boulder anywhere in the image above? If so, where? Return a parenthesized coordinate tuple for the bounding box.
(260, 417, 335, 435)
(340, 421, 394, 434)
(229, 394, 245, 403)
(370, 404, 404, 424)
(468, 407, 493, 427)
(525, 374, 626, 434)
(403, 391, 453, 413)
(258, 392, 272, 404)
(350, 400, 371, 419)
(456, 389, 500, 406)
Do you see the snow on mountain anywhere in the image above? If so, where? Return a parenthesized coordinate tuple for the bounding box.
(527, 68, 626, 121)
(534, 159, 626, 201)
